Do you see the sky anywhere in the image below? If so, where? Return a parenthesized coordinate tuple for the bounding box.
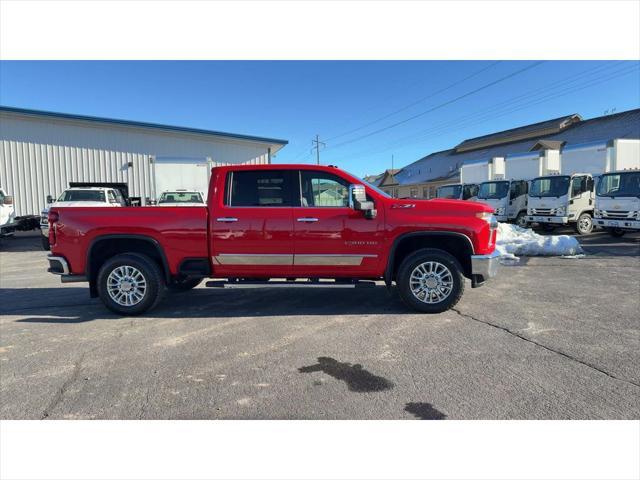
(1, 60, 639, 177)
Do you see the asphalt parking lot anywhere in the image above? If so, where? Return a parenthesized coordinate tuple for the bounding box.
(1, 229, 639, 419)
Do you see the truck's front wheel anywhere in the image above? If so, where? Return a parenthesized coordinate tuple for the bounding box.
(396, 249, 464, 314)
(575, 213, 593, 235)
(97, 253, 166, 315)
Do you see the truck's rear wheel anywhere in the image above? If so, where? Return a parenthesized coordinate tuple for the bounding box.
(608, 228, 626, 238)
(396, 248, 464, 314)
(575, 213, 593, 235)
(97, 253, 166, 315)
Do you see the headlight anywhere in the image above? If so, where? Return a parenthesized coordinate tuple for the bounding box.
(594, 208, 601, 217)
(556, 206, 565, 215)
(476, 212, 498, 229)
(495, 207, 505, 215)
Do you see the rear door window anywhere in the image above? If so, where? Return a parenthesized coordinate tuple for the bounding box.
(227, 170, 295, 207)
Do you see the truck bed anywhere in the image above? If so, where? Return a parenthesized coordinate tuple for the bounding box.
(50, 206, 209, 276)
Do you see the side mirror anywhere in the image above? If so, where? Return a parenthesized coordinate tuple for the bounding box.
(46, 195, 53, 204)
(3, 195, 13, 205)
(349, 184, 377, 219)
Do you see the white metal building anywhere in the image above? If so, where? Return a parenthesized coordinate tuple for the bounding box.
(0, 106, 288, 216)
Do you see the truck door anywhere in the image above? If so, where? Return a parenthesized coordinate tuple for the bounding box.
(210, 169, 295, 277)
(569, 175, 592, 217)
(291, 169, 384, 277)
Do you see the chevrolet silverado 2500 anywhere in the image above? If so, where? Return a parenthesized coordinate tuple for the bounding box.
(46, 164, 500, 315)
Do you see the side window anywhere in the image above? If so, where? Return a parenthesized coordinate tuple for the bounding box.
(299, 170, 349, 207)
(571, 176, 584, 197)
(509, 182, 518, 199)
(107, 190, 118, 204)
(228, 170, 293, 207)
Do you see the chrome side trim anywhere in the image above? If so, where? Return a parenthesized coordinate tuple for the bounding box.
(216, 217, 238, 222)
(212, 253, 378, 266)
(294, 254, 377, 266)
(213, 254, 293, 265)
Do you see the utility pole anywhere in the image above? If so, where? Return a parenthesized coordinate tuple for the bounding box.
(311, 134, 325, 165)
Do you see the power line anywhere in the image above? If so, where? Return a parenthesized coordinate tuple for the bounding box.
(340, 63, 638, 164)
(352, 61, 628, 156)
(326, 61, 545, 151)
(324, 61, 502, 142)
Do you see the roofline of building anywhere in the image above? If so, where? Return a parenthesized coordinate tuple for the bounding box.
(0, 105, 289, 148)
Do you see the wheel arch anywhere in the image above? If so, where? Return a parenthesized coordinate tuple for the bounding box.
(385, 231, 474, 285)
(86, 234, 171, 296)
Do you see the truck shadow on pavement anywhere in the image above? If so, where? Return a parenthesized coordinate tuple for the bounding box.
(5, 286, 411, 323)
(404, 402, 447, 420)
(299, 357, 395, 392)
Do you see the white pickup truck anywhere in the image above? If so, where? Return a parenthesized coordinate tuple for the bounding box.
(156, 190, 205, 207)
(40, 187, 127, 250)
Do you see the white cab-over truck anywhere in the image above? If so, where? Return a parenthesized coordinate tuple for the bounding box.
(593, 140, 640, 237)
(435, 183, 479, 201)
(40, 186, 127, 250)
(476, 151, 559, 228)
(527, 139, 640, 235)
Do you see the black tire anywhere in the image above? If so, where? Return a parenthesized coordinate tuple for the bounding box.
(608, 228, 626, 238)
(574, 212, 593, 235)
(97, 253, 166, 315)
(168, 277, 202, 291)
(41, 235, 50, 251)
(514, 211, 528, 229)
(396, 248, 465, 314)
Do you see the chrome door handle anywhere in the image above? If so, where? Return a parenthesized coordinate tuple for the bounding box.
(216, 217, 238, 222)
(297, 217, 319, 222)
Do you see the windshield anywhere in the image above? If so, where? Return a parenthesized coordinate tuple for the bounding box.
(478, 181, 509, 200)
(158, 192, 204, 203)
(530, 176, 570, 197)
(57, 190, 105, 202)
(436, 185, 462, 199)
(597, 172, 640, 197)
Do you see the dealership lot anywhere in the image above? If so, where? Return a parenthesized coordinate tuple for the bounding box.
(1, 230, 639, 420)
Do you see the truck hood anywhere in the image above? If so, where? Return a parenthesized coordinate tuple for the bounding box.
(388, 198, 494, 216)
(596, 196, 640, 211)
(528, 195, 568, 209)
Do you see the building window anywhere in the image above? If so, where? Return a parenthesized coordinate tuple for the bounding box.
(422, 187, 429, 199)
(410, 188, 418, 198)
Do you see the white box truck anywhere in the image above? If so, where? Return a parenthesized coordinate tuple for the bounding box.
(153, 157, 213, 202)
(528, 139, 640, 235)
(593, 139, 640, 237)
(477, 153, 556, 227)
(439, 157, 504, 201)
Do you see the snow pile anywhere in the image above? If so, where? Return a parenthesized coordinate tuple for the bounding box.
(495, 223, 584, 257)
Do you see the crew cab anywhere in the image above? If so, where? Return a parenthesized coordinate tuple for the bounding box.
(46, 165, 500, 315)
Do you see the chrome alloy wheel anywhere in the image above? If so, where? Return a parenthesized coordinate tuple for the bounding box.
(578, 215, 592, 233)
(107, 265, 147, 306)
(409, 261, 453, 304)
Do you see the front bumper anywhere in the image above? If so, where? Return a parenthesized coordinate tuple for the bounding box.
(494, 214, 508, 222)
(41, 225, 49, 237)
(594, 218, 640, 230)
(470, 250, 501, 288)
(526, 215, 568, 225)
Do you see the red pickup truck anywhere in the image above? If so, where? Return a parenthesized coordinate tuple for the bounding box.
(46, 164, 500, 315)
